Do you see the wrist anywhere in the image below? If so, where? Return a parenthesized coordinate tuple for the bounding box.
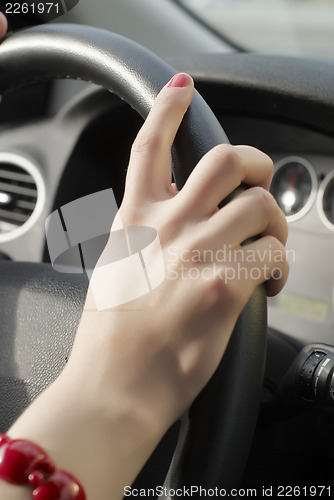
(7, 358, 165, 500)
(71, 307, 180, 432)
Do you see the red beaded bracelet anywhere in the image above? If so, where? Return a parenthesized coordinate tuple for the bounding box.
(0, 434, 86, 499)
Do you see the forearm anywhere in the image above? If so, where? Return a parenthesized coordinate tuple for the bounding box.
(2, 351, 164, 500)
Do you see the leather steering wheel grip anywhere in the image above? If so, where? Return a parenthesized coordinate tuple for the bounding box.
(0, 25, 267, 493)
(0, 23, 228, 186)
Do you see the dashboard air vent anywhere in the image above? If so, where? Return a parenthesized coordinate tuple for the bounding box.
(0, 153, 44, 239)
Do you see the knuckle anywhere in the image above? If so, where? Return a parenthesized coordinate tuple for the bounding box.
(249, 146, 274, 170)
(211, 144, 239, 168)
(203, 269, 241, 313)
(241, 145, 274, 170)
(265, 236, 287, 264)
(249, 187, 288, 244)
(131, 131, 163, 156)
(203, 275, 226, 309)
(250, 186, 277, 214)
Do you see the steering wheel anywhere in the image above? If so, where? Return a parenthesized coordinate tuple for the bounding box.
(0, 25, 267, 494)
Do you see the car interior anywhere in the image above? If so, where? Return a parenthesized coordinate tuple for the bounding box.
(0, 0, 333, 497)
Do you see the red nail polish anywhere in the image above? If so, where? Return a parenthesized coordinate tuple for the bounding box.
(167, 73, 189, 88)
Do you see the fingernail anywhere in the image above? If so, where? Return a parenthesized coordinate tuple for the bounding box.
(167, 73, 189, 88)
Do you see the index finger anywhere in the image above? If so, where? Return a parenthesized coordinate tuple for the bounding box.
(125, 73, 194, 201)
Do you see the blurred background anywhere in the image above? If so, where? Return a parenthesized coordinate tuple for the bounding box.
(178, 0, 334, 59)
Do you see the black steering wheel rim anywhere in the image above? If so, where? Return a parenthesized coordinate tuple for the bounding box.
(0, 24, 267, 493)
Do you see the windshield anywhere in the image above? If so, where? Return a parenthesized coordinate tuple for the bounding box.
(176, 0, 334, 60)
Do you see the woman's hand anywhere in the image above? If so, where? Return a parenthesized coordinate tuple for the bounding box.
(6, 73, 289, 500)
(75, 73, 288, 428)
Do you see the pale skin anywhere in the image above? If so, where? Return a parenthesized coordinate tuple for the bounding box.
(0, 68, 289, 500)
